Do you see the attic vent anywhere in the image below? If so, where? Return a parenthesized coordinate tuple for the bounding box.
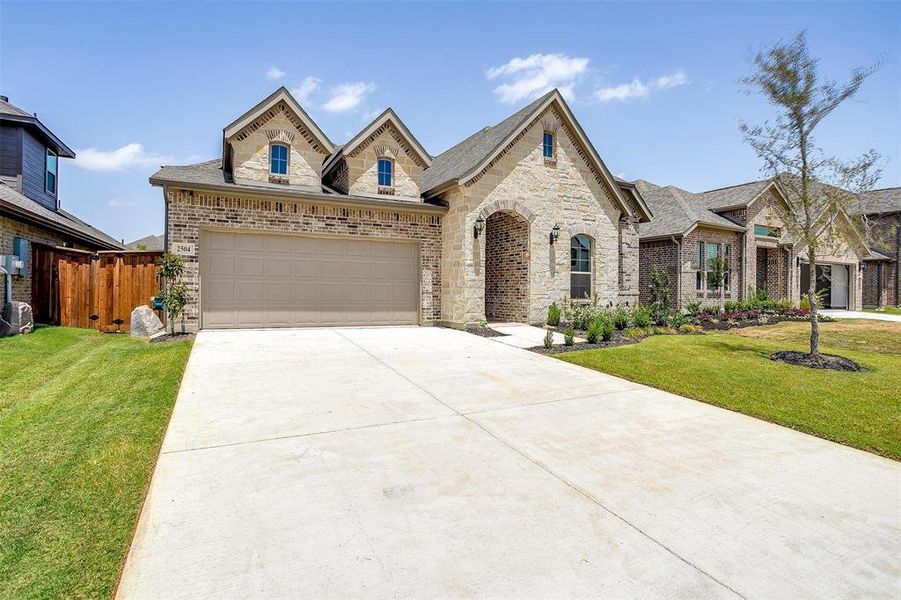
(373, 144, 399, 159)
(266, 129, 295, 144)
(541, 117, 560, 132)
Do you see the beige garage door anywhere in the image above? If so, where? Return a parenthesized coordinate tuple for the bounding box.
(200, 230, 419, 329)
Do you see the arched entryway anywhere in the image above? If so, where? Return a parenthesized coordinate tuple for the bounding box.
(484, 210, 530, 322)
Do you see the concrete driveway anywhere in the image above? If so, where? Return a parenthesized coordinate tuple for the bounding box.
(118, 327, 900, 599)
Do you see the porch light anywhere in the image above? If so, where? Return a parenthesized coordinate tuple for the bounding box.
(550, 223, 561, 244)
(474, 216, 485, 239)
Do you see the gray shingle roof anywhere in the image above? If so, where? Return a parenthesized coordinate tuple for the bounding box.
(421, 91, 553, 193)
(0, 181, 123, 249)
(126, 234, 164, 251)
(856, 187, 901, 215)
(0, 97, 32, 118)
(694, 179, 772, 210)
(634, 179, 745, 239)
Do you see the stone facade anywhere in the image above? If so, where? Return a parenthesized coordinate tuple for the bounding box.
(438, 105, 625, 326)
(484, 210, 529, 322)
(343, 124, 425, 200)
(165, 188, 442, 331)
(618, 215, 640, 306)
(229, 104, 327, 188)
(1, 214, 68, 304)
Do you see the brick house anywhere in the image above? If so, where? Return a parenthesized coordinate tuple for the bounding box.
(150, 87, 651, 330)
(635, 177, 870, 311)
(1, 95, 122, 308)
(855, 187, 901, 308)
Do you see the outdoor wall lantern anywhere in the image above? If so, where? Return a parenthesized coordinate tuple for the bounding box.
(474, 216, 485, 239)
(549, 223, 561, 244)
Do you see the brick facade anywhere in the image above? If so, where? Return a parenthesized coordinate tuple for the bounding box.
(861, 212, 900, 307)
(680, 227, 743, 308)
(484, 210, 529, 321)
(638, 239, 678, 308)
(165, 189, 442, 330)
(1, 214, 71, 304)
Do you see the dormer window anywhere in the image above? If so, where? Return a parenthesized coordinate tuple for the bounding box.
(377, 158, 393, 188)
(45, 149, 58, 195)
(542, 132, 555, 159)
(269, 143, 289, 175)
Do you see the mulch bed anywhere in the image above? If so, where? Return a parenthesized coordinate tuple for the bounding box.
(463, 326, 507, 338)
(149, 332, 195, 343)
(769, 350, 863, 372)
(530, 335, 644, 355)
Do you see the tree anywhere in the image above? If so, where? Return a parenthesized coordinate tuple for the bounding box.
(649, 266, 671, 325)
(739, 32, 881, 355)
(707, 255, 728, 304)
(158, 252, 187, 334)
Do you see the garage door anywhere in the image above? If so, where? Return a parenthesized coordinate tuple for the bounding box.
(200, 230, 419, 329)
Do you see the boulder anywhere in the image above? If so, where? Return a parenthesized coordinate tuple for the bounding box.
(130, 305, 164, 338)
(1, 301, 34, 336)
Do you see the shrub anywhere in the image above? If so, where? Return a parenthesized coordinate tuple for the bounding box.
(563, 326, 575, 346)
(624, 326, 648, 338)
(800, 296, 810, 311)
(601, 319, 615, 342)
(668, 312, 690, 328)
(547, 302, 561, 326)
(633, 305, 652, 328)
(648, 266, 671, 325)
(585, 318, 602, 343)
(723, 300, 740, 312)
(612, 308, 629, 330)
(685, 300, 702, 316)
(543, 329, 554, 349)
(701, 304, 721, 316)
(678, 323, 703, 334)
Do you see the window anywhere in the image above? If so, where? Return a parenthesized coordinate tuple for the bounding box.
(696, 242, 732, 292)
(543, 132, 555, 159)
(377, 158, 393, 187)
(45, 149, 58, 195)
(570, 235, 592, 300)
(269, 144, 288, 175)
(754, 224, 782, 238)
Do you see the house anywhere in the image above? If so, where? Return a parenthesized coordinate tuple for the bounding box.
(635, 177, 870, 311)
(0, 95, 122, 307)
(855, 187, 901, 307)
(149, 87, 651, 331)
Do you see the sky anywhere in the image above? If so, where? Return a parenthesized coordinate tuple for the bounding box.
(1, 1, 898, 244)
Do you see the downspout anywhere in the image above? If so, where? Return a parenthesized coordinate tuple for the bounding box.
(670, 236, 681, 308)
(896, 223, 900, 306)
(1, 263, 10, 307)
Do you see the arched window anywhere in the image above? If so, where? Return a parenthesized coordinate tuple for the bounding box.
(377, 158, 393, 187)
(570, 235, 592, 300)
(270, 143, 289, 175)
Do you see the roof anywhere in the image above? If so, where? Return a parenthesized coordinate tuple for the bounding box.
(323, 108, 431, 175)
(149, 159, 447, 214)
(0, 96, 75, 158)
(126, 234, 164, 251)
(693, 179, 773, 210)
(0, 181, 122, 249)
(863, 249, 892, 261)
(422, 92, 551, 194)
(855, 187, 901, 216)
(634, 179, 745, 239)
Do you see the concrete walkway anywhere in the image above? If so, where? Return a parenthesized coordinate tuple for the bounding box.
(821, 309, 901, 322)
(118, 327, 900, 599)
(488, 322, 585, 348)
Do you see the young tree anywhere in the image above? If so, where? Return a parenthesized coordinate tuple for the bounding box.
(739, 32, 881, 356)
(707, 255, 728, 305)
(158, 252, 187, 334)
(648, 266, 671, 325)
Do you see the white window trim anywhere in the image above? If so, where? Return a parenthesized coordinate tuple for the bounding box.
(269, 142, 290, 176)
(570, 235, 592, 301)
(377, 157, 394, 190)
(45, 148, 58, 196)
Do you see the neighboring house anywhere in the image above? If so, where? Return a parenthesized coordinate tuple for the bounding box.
(150, 87, 650, 330)
(635, 177, 870, 311)
(855, 187, 901, 307)
(0, 95, 122, 307)
(126, 234, 164, 251)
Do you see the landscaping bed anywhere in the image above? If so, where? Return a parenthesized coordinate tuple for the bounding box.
(0, 326, 192, 598)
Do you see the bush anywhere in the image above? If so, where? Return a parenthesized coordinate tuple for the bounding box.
(624, 326, 649, 338)
(668, 312, 690, 328)
(612, 308, 629, 330)
(563, 327, 575, 346)
(547, 302, 561, 326)
(600, 319, 615, 342)
(585, 318, 602, 343)
(723, 300, 740, 312)
(564, 300, 603, 331)
(684, 300, 702, 316)
(543, 329, 554, 349)
(678, 323, 703, 334)
(800, 296, 810, 311)
(632, 305, 652, 328)
(649, 266, 671, 325)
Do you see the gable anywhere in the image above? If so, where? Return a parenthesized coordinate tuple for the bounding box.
(223, 87, 333, 155)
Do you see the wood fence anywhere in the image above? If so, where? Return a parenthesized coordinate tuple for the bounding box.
(31, 246, 164, 332)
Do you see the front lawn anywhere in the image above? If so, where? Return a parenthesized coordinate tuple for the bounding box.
(864, 306, 901, 316)
(0, 327, 191, 598)
(557, 320, 901, 459)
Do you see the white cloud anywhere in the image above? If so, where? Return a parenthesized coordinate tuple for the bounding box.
(291, 76, 321, 103)
(594, 79, 649, 103)
(266, 66, 285, 80)
(73, 143, 173, 172)
(108, 198, 139, 209)
(655, 69, 688, 90)
(322, 82, 375, 113)
(486, 53, 589, 104)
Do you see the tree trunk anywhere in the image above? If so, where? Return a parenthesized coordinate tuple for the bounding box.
(808, 257, 820, 356)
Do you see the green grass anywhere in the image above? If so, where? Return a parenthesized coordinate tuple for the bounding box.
(864, 306, 901, 316)
(0, 327, 192, 599)
(557, 320, 901, 460)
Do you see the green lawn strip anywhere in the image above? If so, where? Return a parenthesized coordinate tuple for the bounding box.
(556, 322, 901, 460)
(863, 306, 901, 316)
(0, 327, 191, 599)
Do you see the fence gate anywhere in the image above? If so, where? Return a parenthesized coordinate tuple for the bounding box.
(31, 246, 163, 332)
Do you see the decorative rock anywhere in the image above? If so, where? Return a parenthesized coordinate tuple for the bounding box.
(130, 305, 164, 338)
(1, 301, 34, 336)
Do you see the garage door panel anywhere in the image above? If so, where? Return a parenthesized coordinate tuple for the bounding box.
(202, 231, 418, 329)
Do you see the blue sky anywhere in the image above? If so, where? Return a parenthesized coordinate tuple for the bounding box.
(1, 1, 898, 243)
